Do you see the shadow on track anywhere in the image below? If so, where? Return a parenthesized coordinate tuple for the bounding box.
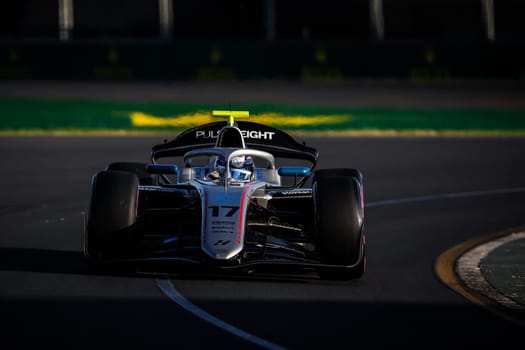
(0, 250, 522, 349)
(0, 247, 89, 275)
(0, 246, 354, 285)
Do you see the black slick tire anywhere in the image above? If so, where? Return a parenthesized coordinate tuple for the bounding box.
(106, 162, 156, 185)
(85, 170, 139, 263)
(312, 168, 365, 279)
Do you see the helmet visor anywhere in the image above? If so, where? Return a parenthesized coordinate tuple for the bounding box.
(231, 168, 251, 180)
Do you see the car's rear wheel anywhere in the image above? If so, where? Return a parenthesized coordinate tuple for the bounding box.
(85, 170, 139, 264)
(312, 168, 365, 279)
(106, 162, 156, 185)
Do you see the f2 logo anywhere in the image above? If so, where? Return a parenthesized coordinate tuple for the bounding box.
(208, 205, 240, 217)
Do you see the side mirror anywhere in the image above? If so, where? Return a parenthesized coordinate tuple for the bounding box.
(278, 166, 311, 177)
(146, 164, 179, 175)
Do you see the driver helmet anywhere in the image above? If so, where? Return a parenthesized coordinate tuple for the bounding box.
(230, 156, 254, 181)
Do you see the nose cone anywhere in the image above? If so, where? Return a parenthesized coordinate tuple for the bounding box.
(202, 243, 243, 260)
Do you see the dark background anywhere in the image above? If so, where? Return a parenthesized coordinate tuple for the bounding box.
(0, 0, 524, 80)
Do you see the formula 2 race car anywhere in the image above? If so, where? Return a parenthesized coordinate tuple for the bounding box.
(84, 110, 366, 279)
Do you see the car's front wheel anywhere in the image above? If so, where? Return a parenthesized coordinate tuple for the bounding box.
(312, 168, 366, 279)
(85, 170, 139, 263)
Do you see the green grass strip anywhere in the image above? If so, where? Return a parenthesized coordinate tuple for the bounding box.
(1, 98, 525, 135)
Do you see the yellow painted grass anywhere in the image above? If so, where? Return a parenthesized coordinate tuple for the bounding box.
(129, 111, 352, 128)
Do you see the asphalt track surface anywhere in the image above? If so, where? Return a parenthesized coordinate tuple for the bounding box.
(1, 134, 525, 349)
(2, 80, 525, 108)
(1, 80, 525, 349)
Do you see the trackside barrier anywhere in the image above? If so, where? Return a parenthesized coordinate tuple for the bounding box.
(1, 41, 524, 81)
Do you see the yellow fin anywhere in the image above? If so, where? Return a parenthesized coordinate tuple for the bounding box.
(212, 110, 250, 126)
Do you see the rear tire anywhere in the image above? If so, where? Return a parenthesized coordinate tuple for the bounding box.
(106, 162, 156, 185)
(313, 168, 365, 279)
(85, 170, 139, 262)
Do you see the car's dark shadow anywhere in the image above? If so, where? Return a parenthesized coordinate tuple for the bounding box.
(0, 246, 354, 285)
(0, 246, 90, 275)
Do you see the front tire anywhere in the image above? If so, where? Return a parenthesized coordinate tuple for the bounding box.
(85, 170, 139, 262)
(313, 168, 365, 279)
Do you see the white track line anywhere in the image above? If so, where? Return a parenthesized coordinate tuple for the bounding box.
(366, 187, 525, 208)
(156, 279, 288, 350)
(156, 186, 525, 348)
